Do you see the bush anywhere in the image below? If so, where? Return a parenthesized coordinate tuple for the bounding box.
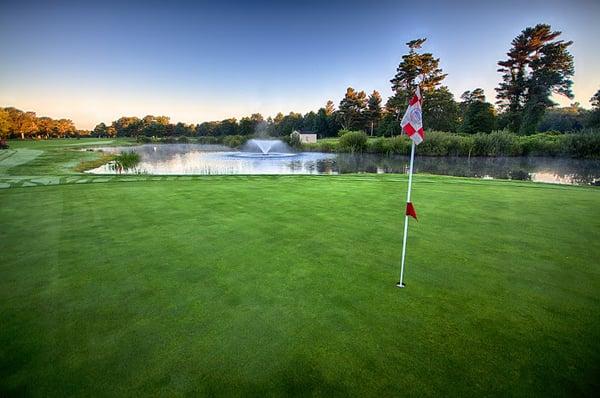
(197, 136, 219, 144)
(563, 129, 600, 158)
(316, 141, 336, 152)
(163, 136, 177, 143)
(177, 136, 190, 144)
(0, 139, 8, 149)
(288, 131, 302, 148)
(222, 135, 248, 148)
(418, 131, 464, 156)
(136, 136, 152, 143)
(338, 130, 368, 153)
(472, 131, 521, 156)
(519, 133, 563, 156)
(112, 151, 141, 172)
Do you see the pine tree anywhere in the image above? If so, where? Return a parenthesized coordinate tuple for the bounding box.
(459, 89, 497, 133)
(387, 38, 447, 119)
(338, 87, 367, 131)
(390, 38, 446, 95)
(366, 91, 382, 135)
(590, 89, 600, 109)
(496, 24, 574, 134)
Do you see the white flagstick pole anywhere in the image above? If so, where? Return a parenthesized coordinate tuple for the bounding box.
(397, 140, 416, 288)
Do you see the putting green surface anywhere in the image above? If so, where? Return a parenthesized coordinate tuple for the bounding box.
(1, 174, 599, 396)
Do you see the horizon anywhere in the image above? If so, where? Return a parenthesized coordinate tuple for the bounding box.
(1, 0, 599, 130)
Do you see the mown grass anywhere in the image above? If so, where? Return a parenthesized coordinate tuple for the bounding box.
(1, 175, 599, 396)
(2, 138, 133, 175)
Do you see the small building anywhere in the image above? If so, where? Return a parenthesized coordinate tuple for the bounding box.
(291, 130, 317, 144)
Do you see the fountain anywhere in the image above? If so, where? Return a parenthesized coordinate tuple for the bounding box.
(232, 139, 297, 158)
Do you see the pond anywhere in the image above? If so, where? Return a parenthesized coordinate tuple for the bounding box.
(86, 144, 600, 186)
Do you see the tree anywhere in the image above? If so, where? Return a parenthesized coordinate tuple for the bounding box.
(386, 38, 448, 135)
(325, 100, 335, 116)
(239, 113, 264, 135)
(93, 122, 108, 137)
(107, 125, 117, 138)
(13, 111, 37, 139)
(37, 117, 55, 137)
(422, 87, 460, 132)
(365, 91, 382, 135)
(496, 24, 574, 134)
(459, 89, 496, 134)
(302, 111, 318, 132)
(338, 87, 367, 131)
(112, 116, 142, 137)
(591, 89, 600, 109)
(54, 119, 76, 137)
(387, 38, 447, 115)
(0, 108, 12, 139)
(390, 38, 447, 95)
(586, 89, 600, 128)
(460, 88, 486, 108)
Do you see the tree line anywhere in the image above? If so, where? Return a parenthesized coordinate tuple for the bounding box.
(0, 107, 79, 139)
(1, 23, 599, 141)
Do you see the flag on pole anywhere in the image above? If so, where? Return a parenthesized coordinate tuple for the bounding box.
(400, 87, 424, 145)
(397, 85, 424, 288)
(405, 202, 417, 220)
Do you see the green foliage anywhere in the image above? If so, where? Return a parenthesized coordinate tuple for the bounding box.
(338, 130, 368, 152)
(113, 151, 141, 171)
(563, 129, 600, 158)
(538, 104, 587, 132)
(288, 131, 302, 148)
(422, 87, 460, 132)
(337, 88, 367, 131)
(472, 131, 521, 156)
(390, 38, 447, 98)
(136, 136, 153, 143)
(303, 130, 600, 158)
(418, 131, 470, 156)
(520, 133, 563, 156)
(459, 89, 496, 134)
(222, 135, 248, 148)
(496, 24, 574, 135)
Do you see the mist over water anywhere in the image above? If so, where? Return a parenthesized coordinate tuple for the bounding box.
(87, 144, 600, 185)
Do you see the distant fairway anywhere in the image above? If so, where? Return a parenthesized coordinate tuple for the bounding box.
(1, 171, 599, 396)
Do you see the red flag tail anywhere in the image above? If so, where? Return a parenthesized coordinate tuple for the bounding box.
(406, 202, 417, 220)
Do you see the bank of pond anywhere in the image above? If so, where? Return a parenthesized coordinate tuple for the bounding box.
(132, 129, 600, 159)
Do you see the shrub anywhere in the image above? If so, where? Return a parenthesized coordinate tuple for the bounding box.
(222, 135, 248, 148)
(113, 151, 141, 172)
(316, 141, 336, 152)
(0, 139, 8, 149)
(338, 130, 368, 153)
(563, 129, 600, 158)
(163, 136, 177, 143)
(289, 131, 302, 148)
(197, 136, 219, 144)
(177, 136, 189, 143)
(136, 136, 152, 143)
(367, 138, 391, 154)
(472, 131, 521, 156)
(519, 133, 563, 156)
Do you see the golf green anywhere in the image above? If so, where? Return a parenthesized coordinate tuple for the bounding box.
(1, 175, 599, 396)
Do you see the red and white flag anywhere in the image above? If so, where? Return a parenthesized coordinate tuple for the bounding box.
(400, 87, 424, 145)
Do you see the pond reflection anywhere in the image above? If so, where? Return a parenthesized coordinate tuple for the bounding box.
(87, 144, 600, 185)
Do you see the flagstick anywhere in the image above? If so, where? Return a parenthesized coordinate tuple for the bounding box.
(397, 140, 416, 288)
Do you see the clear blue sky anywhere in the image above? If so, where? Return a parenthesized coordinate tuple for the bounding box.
(1, 0, 599, 129)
